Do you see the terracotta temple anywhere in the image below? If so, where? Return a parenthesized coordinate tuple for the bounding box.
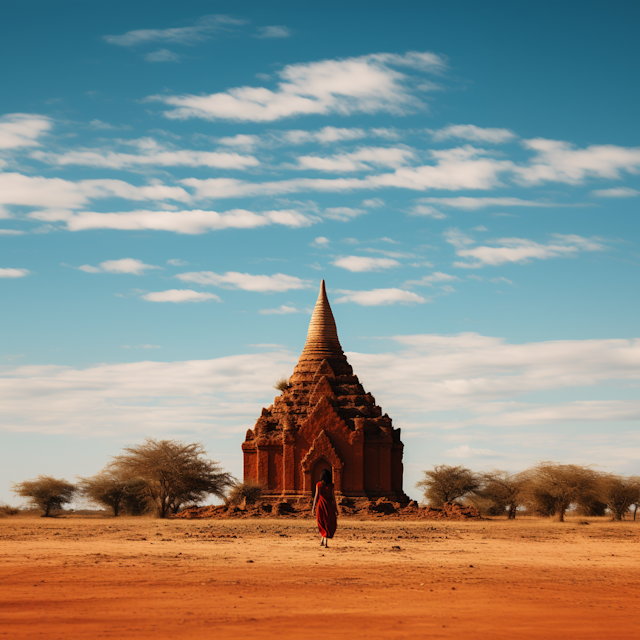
(242, 280, 408, 503)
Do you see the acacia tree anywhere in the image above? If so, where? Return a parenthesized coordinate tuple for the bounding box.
(597, 474, 638, 521)
(109, 439, 233, 518)
(522, 462, 598, 522)
(77, 471, 148, 517)
(476, 470, 527, 519)
(415, 464, 480, 507)
(11, 476, 77, 517)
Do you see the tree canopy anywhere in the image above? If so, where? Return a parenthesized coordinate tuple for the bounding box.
(11, 475, 77, 517)
(109, 439, 233, 518)
(415, 464, 480, 507)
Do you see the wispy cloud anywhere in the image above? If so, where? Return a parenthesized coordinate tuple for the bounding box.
(259, 305, 305, 314)
(335, 288, 427, 306)
(417, 196, 572, 210)
(142, 289, 221, 303)
(332, 256, 400, 272)
(445, 228, 606, 268)
(590, 187, 639, 198)
(103, 15, 245, 47)
(176, 271, 311, 292)
(516, 139, 640, 185)
(405, 272, 460, 287)
(431, 124, 516, 144)
(295, 146, 415, 172)
(0, 114, 52, 149)
(151, 51, 447, 122)
(310, 236, 330, 247)
(0, 268, 31, 278)
(255, 25, 291, 39)
(77, 258, 161, 275)
(32, 138, 259, 169)
(2, 173, 190, 210)
(36, 208, 316, 234)
(144, 49, 182, 63)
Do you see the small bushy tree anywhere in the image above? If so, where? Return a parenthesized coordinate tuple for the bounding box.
(11, 476, 77, 517)
(109, 439, 233, 518)
(475, 470, 526, 519)
(77, 471, 149, 517)
(597, 474, 638, 521)
(522, 463, 598, 522)
(416, 464, 479, 507)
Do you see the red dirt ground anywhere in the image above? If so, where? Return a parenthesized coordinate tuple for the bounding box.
(0, 516, 637, 639)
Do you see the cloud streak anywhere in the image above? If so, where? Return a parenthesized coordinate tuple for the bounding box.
(152, 51, 447, 122)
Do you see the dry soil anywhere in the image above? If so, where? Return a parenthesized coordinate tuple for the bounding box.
(0, 515, 637, 639)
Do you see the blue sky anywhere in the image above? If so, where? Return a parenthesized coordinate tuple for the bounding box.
(1, 1, 639, 504)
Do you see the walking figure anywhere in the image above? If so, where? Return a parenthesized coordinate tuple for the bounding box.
(311, 468, 338, 547)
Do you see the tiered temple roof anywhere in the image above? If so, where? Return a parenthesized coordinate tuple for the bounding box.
(242, 280, 406, 501)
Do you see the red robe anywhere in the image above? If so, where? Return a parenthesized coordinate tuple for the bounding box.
(315, 481, 337, 539)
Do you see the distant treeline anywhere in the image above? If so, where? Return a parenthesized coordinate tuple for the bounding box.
(416, 463, 640, 521)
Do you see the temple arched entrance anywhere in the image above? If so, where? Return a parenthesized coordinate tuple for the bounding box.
(312, 458, 332, 489)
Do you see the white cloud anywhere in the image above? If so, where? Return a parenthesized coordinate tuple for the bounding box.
(182, 146, 513, 200)
(144, 49, 181, 63)
(78, 258, 161, 275)
(590, 187, 639, 198)
(324, 207, 366, 221)
(167, 258, 188, 266)
(295, 146, 415, 172)
(152, 51, 446, 122)
(0, 229, 25, 235)
(447, 230, 606, 268)
(362, 198, 385, 207)
(176, 271, 311, 292)
(332, 256, 400, 272)
(335, 288, 427, 306)
(445, 444, 499, 458)
(348, 334, 640, 420)
(256, 25, 291, 39)
(1, 173, 190, 210)
(0, 114, 52, 149)
(418, 196, 568, 210)
(0, 350, 296, 435)
(32, 145, 259, 170)
(410, 204, 447, 218)
(432, 124, 516, 144)
(39, 208, 315, 234)
(103, 14, 245, 47)
(516, 139, 640, 185)
(0, 268, 30, 278)
(142, 289, 222, 303)
(405, 272, 460, 286)
(259, 305, 303, 315)
(311, 236, 330, 247)
(217, 134, 261, 148)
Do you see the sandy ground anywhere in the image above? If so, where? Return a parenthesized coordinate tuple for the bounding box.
(0, 515, 637, 639)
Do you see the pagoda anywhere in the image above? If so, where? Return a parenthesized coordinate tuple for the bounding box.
(242, 280, 408, 503)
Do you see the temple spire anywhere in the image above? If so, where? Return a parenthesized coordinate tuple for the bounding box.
(300, 280, 344, 360)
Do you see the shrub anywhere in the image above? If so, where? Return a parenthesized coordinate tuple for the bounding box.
(11, 476, 77, 517)
(109, 439, 233, 518)
(0, 503, 20, 517)
(227, 480, 265, 506)
(521, 463, 598, 522)
(415, 464, 480, 507)
(274, 377, 291, 392)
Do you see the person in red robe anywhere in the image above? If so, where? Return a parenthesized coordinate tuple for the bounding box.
(311, 468, 338, 547)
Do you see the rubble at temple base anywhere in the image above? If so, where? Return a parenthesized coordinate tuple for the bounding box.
(171, 500, 482, 521)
